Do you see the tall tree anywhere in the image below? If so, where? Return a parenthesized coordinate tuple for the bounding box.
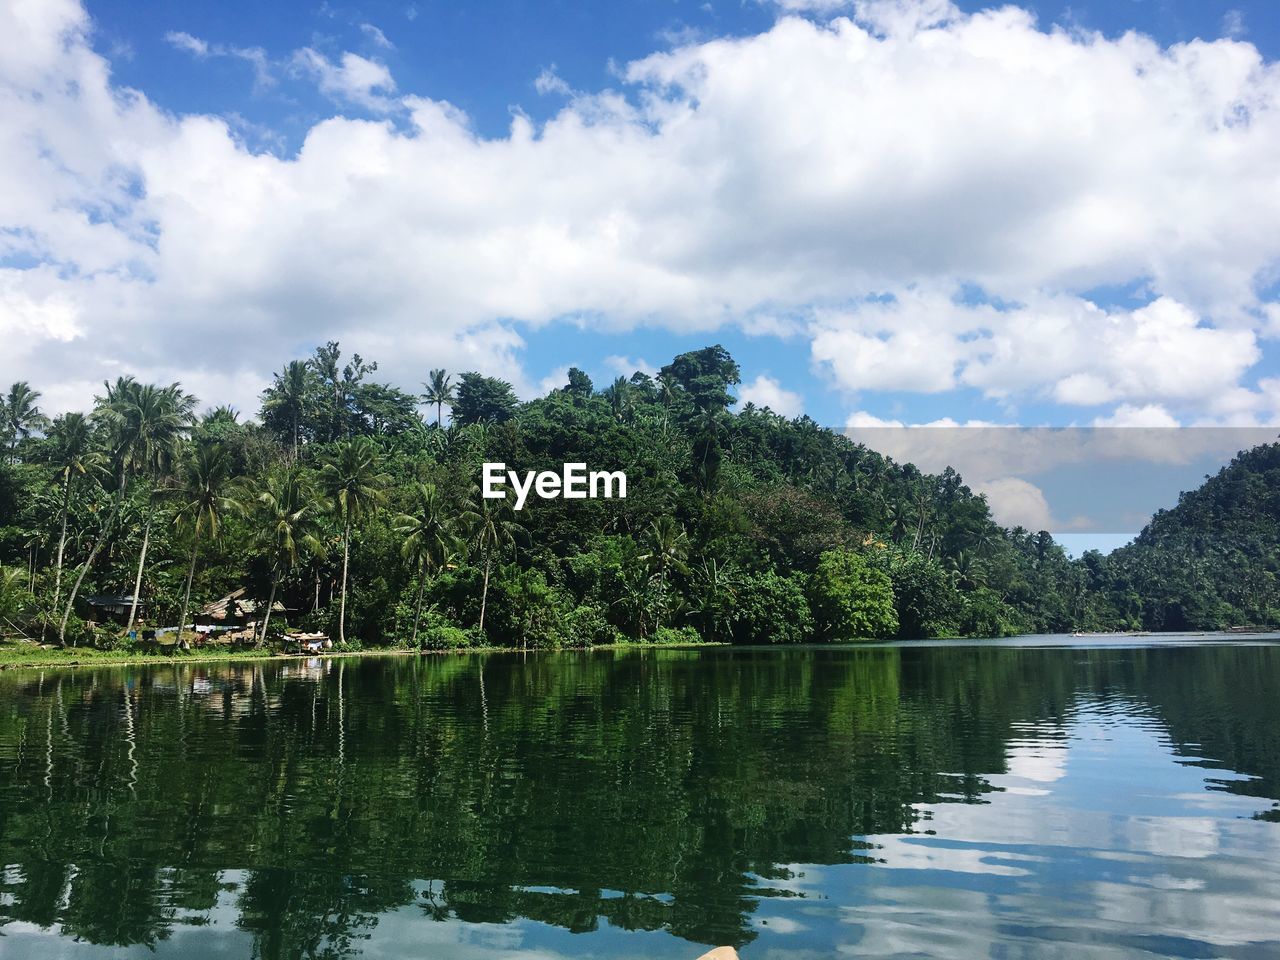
(3, 381, 49, 463)
(59, 379, 194, 642)
(41, 413, 103, 623)
(102, 381, 196, 632)
(452, 373, 518, 426)
(319, 437, 389, 644)
(170, 442, 239, 644)
(460, 489, 525, 633)
(422, 369, 455, 427)
(640, 516, 689, 627)
(261, 360, 313, 457)
(395, 482, 457, 645)
(251, 465, 326, 645)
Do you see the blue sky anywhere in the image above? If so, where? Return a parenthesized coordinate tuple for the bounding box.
(3, 0, 1280, 545)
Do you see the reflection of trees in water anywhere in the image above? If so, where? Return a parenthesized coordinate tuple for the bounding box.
(0, 646, 1276, 956)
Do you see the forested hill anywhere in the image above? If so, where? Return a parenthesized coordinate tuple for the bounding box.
(1089, 442, 1280, 631)
(0, 343, 1275, 650)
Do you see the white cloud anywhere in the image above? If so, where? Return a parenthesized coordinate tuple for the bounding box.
(534, 65, 573, 96)
(292, 48, 397, 111)
(1222, 10, 1246, 40)
(1092, 404, 1180, 428)
(535, 365, 573, 397)
(737, 374, 803, 416)
(359, 23, 394, 50)
(165, 31, 208, 57)
(602, 355, 657, 379)
(971, 476, 1064, 531)
(164, 29, 273, 89)
(812, 292, 1259, 414)
(3, 0, 1280, 420)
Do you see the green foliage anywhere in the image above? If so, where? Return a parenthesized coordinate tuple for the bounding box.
(453, 373, 519, 425)
(956, 587, 1023, 638)
(418, 609, 472, 650)
(731, 569, 813, 645)
(867, 545, 961, 639)
(651, 624, 703, 644)
(6, 343, 1275, 652)
(809, 550, 898, 641)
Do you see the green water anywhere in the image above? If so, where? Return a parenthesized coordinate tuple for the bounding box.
(1, 638, 1278, 959)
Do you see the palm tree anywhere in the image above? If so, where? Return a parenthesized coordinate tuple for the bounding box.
(319, 437, 390, 644)
(640, 516, 689, 627)
(460, 488, 525, 633)
(42, 413, 103, 621)
(692, 558, 737, 642)
(251, 466, 326, 645)
(3, 381, 48, 463)
(422, 369, 455, 427)
(605, 376, 632, 422)
(171, 442, 239, 644)
(59, 378, 192, 642)
(263, 360, 312, 458)
(395, 482, 457, 645)
(98, 381, 196, 632)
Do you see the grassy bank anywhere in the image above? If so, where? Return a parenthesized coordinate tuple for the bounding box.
(0, 638, 720, 671)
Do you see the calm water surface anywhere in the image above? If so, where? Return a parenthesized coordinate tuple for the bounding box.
(1, 637, 1278, 959)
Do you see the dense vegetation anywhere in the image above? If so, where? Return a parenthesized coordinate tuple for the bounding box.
(0, 344, 1275, 651)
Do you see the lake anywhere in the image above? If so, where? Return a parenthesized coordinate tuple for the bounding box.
(1, 637, 1278, 959)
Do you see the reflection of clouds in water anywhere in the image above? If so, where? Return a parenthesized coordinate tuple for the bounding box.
(753, 915, 807, 934)
(755, 702, 1280, 957)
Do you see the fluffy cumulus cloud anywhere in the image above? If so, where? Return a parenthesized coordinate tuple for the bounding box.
(812, 291, 1261, 413)
(3, 0, 1280, 421)
(737, 375, 804, 417)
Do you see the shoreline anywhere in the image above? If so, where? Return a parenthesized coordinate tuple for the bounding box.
(0, 640, 723, 672)
(2, 630, 1277, 672)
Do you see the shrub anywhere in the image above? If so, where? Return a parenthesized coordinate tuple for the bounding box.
(808, 550, 898, 641)
(867, 547, 961, 639)
(564, 604, 620, 646)
(415, 610, 472, 650)
(731, 570, 813, 644)
(957, 587, 1023, 638)
(651, 625, 702, 645)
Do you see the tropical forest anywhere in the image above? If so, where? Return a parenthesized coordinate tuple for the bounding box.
(0, 343, 1276, 656)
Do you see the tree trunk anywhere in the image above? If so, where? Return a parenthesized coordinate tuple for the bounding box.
(126, 500, 155, 633)
(411, 572, 426, 647)
(338, 517, 351, 644)
(61, 478, 128, 645)
(478, 553, 491, 633)
(52, 472, 71, 617)
(258, 580, 278, 647)
(175, 531, 201, 649)
(292, 415, 299, 460)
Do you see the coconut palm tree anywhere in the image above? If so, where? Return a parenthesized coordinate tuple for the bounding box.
(59, 378, 193, 643)
(422, 369, 455, 427)
(98, 381, 196, 632)
(170, 442, 239, 644)
(263, 360, 312, 458)
(395, 482, 457, 645)
(319, 437, 390, 644)
(460, 488, 525, 633)
(3, 381, 49, 463)
(42, 413, 103, 620)
(605, 376, 633, 422)
(251, 465, 327, 645)
(640, 516, 689, 627)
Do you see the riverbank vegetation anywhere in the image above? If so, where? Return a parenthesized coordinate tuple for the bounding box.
(0, 344, 1275, 654)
